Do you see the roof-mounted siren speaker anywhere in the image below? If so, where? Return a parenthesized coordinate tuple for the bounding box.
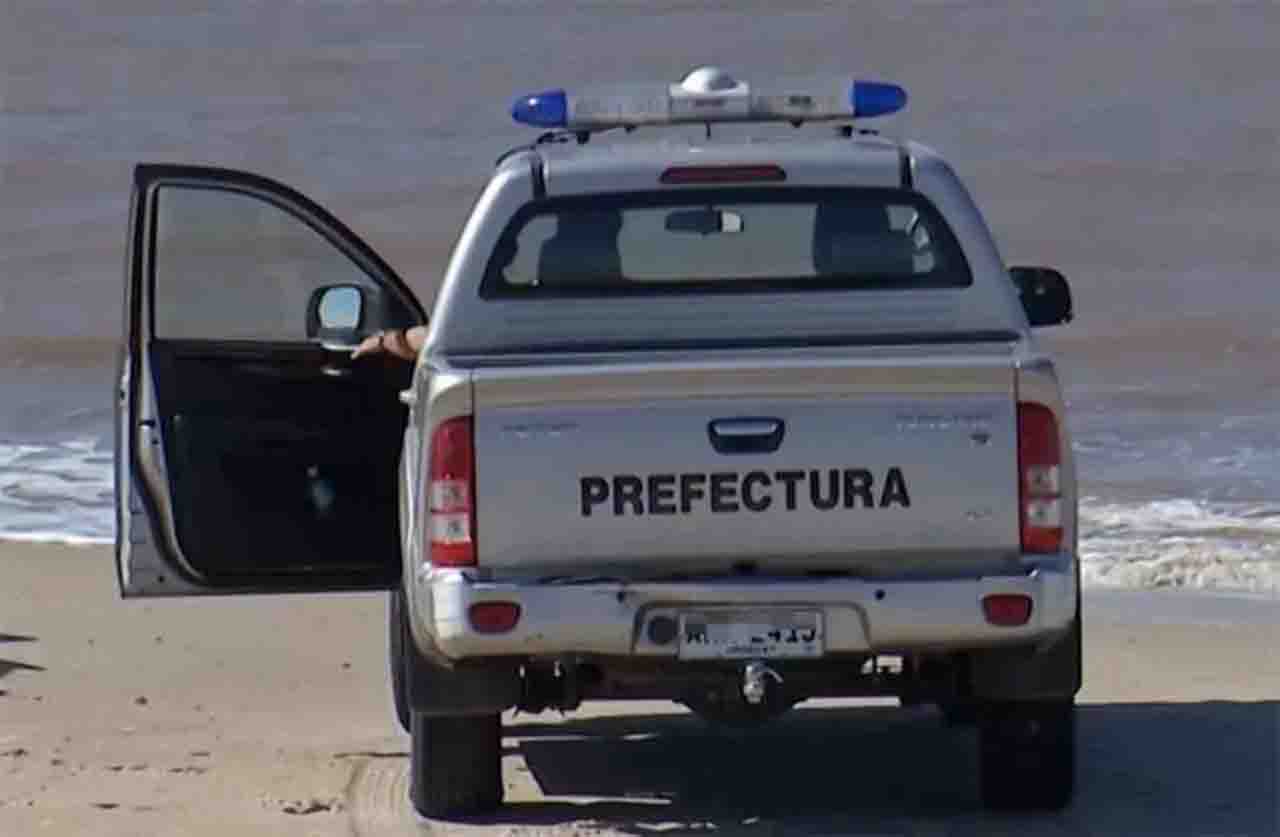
(668, 66, 751, 122)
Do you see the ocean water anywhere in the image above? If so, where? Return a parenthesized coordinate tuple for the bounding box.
(5, 427, 1280, 594)
(2, 1, 1279, 593)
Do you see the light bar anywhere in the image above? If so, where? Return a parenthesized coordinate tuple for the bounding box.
(512, 89, 567, 128)
(511, 66, 907, 131)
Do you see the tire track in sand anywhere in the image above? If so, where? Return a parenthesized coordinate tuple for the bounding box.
(343, 755, 423, 836)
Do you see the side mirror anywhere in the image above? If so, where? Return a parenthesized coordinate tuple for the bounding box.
(1010, 266, 1073, 327)
(307, 285, 365, 346)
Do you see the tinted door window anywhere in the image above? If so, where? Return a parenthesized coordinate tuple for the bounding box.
(153, 187, 379, 340)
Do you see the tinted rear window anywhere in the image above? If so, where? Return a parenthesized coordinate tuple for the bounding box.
(480, 188, 971, 298)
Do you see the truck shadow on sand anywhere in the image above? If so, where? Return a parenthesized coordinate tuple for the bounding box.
(479, 701, 1278, 836)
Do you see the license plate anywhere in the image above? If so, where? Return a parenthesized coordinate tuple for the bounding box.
(678, 610, 823, 660)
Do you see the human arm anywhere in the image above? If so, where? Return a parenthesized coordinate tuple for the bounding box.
(351, 325, 428, 361)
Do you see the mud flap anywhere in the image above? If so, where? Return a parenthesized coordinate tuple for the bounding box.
(969, 608, 1082, 701)
(406, 657, 521, 717)
(400, 612, 520, 717)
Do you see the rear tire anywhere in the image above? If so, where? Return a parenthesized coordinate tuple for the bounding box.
(408, 712, 503, 819)
(388, 590, 410, 733)
(979, 698, 1075, 811)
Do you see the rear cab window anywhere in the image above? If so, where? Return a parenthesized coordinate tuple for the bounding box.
(480, 188, 971, 298)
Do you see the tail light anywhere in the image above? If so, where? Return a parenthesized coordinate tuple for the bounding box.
(427, 416, 476, 567)
(1017, 402, 1063, 553)
(468, 602, 521, 634)
(982, 593, 1033, 627)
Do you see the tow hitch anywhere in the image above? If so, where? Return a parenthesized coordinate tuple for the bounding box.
(741, 661, 782, 705)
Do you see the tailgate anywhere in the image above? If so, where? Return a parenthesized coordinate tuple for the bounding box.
(471, 351, 1020, 577)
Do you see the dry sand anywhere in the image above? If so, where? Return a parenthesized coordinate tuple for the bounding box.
(1, 543, 1277, 836)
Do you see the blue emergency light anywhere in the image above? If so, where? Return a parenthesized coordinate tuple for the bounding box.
(511, 67, 906, 131)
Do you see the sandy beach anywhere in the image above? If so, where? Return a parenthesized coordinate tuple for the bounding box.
(0, 543, 1275, 836)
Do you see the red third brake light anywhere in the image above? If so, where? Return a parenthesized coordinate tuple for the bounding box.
(1017, 402, 1063, 553)
(427, 416, 476, 567)
(659, 164, 787, 184)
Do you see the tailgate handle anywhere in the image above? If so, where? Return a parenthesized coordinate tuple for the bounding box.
(707, 418, 785, 455)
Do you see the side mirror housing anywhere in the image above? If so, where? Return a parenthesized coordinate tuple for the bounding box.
(306, 284, 365, 345)
(1010, 266, 1073, 327)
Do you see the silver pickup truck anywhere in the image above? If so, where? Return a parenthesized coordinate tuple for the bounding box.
(116, 69, 1080, 818)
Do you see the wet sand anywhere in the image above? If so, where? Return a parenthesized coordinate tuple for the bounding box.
(2, 542, 1277, 836)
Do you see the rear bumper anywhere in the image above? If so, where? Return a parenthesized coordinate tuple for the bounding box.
(414, 557, 1078, 662)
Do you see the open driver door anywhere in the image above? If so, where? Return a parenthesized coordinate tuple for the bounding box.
(116, 164, 426, 596)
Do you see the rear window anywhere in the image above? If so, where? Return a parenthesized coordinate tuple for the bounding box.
(480, 188, 971, 298)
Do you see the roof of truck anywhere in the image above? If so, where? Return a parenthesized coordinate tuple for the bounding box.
(533, 128, 902, 161)
(500, 67, 920, 192)
(508, 131, 914, 194)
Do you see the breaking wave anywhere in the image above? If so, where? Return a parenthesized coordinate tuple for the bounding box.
(1079, 498, 1280, 594)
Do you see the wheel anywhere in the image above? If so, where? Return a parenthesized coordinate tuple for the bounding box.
(388, 590, 410, 733)
(408, 712, 503, 818)
(978, 698, 1075, 811)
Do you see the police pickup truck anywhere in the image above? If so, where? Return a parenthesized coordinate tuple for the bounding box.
(116, 68, 1080, 818)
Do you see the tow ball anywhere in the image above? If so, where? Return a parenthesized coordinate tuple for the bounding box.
(741, 661, 782, 705)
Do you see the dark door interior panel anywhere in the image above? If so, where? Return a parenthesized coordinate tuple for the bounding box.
(150, 340, 410, 587)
